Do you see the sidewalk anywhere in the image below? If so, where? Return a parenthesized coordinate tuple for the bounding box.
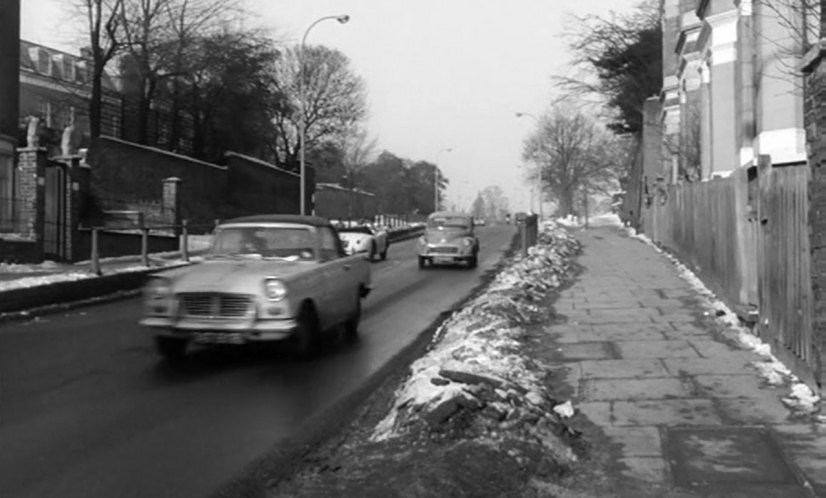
(550, 225, 825, 497)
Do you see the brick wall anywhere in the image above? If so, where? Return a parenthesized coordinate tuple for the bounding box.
(87, 136, 227, 229)
(224, 152, 303, 217)
(315, 183, 378, 220)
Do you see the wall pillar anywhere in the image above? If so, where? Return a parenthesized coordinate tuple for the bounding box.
(162, 176, 182, 232)
(705, 8, 740, 178)
(802, 42, 826, 392)
(699, 61, 713, 180)
(15, 147, 47, 258)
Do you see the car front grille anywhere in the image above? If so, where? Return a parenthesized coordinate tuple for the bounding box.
(430, 245, 459, 254)
(179, 293, 253, 318)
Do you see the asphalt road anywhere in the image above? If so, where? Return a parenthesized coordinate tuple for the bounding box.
(0, 225, 516, 498)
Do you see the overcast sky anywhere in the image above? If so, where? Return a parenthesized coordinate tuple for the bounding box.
(21, 0, 641, 213)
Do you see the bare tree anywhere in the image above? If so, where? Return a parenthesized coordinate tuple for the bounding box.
(480, 186, 510, 222)
(268, 45, 368, 172)
(521, 105, 627, 217)
(555, 1, 662, 135)
(118, 0, 241, 144)
(339, 126, 377, 186)
(76, 0, 124, 138)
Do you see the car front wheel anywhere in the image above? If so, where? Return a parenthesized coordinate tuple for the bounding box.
(418, 256, 427, 269)
(344, 292, 361, 341)
(292, 305, 321, 359)
(380, 242, 388, 260)
(155, 336, 187, 362)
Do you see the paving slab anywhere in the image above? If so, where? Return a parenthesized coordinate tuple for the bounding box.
(692, 374, 782, 399)
(685, 339, 743, 358)
(664, 427, 806, 496)
(575, 401, 612, 426)
(603, 426, 663, 457)
(771, 424, 826, 496)
(716, 398, 794, 425)
(552, 342, 617, 361)
(612, 399, 722, 426)
(579, 359, 670, 379)
(662, 357, 758, 377)
(581, 377, 691, 401)
(615, 340, 701, 359)
(619, 456, 669, 484)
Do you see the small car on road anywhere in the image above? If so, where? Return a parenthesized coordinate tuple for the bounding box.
(417, 211, 480, 269)
(337, 223, 390, 260)
(139, 214, 372, 362)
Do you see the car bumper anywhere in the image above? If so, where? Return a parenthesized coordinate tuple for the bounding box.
(418, 245, 475, 259)
(139, 316, 298, 342)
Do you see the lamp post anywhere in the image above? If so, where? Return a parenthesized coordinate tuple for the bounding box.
(515, 112, 542, 220)
(434, 147, 452, 212)
(299, 14, 350, 215)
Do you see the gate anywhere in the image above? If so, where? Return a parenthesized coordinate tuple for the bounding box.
(43, 162, 68, 261)
(757, 160, 816, 387)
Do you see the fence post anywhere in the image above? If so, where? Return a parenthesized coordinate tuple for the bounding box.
(91, 227, 101, 275)
(140, 213, 149, 267)
(181, 219, 189, 262)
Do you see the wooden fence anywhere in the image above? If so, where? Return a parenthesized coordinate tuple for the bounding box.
(643, 161, 819, 389)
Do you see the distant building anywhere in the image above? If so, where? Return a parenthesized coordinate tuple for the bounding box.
(18, 40, 122, 156)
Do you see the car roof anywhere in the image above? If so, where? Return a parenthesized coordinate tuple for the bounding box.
(222, 214, 331, 227)
(428, 211, 470, 219)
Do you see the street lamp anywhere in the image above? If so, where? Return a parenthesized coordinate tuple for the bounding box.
(515, 112, 542, 220)
(434, 147, 453, 212)
(299, 14, 350, 215)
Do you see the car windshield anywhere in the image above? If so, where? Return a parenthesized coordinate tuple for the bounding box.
(208, 225, 316, 260)
(427, 216, 471, 230)
(339, 226, 373, 235)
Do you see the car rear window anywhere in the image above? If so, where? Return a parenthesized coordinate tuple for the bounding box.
(427, 217, 471, 229)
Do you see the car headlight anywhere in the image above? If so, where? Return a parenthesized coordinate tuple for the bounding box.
(417, 236, 426, 247)
(263, 278, 288, 301)
(145, 277, 171, 300)
(462, 237, 474, 247)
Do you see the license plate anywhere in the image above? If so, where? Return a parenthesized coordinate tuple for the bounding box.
(193, 332, 244, 344)
(433, 256, 454, 264)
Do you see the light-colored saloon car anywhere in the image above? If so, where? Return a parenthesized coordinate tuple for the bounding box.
(338, 224, 389, 260)
(139, 215, 372, 361)
(417, 211, 480, 269)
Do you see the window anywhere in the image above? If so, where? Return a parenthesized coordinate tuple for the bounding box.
(318, 227, 342, 260)
(63, 57, 74, 81)
(37, 49, 51, 75)
(75, 61, 87, 84)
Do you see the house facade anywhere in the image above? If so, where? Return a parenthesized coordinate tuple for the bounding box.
(661, 0, 812, 182)
(18, 40, 123, 155)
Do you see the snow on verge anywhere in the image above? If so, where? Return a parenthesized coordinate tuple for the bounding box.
(371, 221, 582, 462)
(627, 228, 821, 416)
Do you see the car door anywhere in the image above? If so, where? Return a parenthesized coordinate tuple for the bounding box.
(318, 226, 355, 325)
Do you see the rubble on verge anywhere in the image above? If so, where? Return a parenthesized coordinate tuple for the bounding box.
(369, 222, 583, 469)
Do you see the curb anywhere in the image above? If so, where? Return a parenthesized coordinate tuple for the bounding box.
(0, 228, 425, 322)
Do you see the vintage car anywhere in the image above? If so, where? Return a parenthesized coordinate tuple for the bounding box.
(417, 211, 480, 269)
(337, 224, 390, 260)
(139, 214, 372, 362)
